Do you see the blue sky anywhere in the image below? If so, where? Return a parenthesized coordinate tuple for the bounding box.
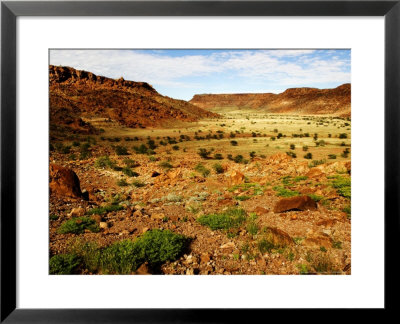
(50, 49, 350, 101)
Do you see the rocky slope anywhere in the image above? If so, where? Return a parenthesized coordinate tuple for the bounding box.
(190, 84, 351, 117)
(49, 65, 217, 133)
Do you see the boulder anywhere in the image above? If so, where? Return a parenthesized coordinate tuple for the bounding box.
(49, 163, 83, 199)
(274, 195, 317, 213)
(264, 227, 294, 246)
(230, 170, 244, 186)
(253, 206, 269, 215)
(68, 207, 85, 218)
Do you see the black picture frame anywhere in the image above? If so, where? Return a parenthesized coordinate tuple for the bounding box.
(1, 0, 398, 322)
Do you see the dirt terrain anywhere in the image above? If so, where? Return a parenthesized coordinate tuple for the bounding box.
(49, 67, 351, 275)
(190, 83, 351, 117)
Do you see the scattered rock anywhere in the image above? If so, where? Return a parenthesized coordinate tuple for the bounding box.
(135, 263, 151, 275)
(200, 253, 211, 264)
(151, 213, 165, 220)
(220, 242, 235, 249)
(253, 206, 269, 215)
(274, 195, 318, 213)
(68, 207, 85, 218)
(264, 227, 294, 246)
(99, 222, 108, 230)
(230, 170, 244, 186)
(91, 214, 103, 224)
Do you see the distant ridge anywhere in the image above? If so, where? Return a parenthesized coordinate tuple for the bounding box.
(49, 65, 218, 133)
(190, 84, 351, 117)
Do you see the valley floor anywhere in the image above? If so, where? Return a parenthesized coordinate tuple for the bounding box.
(49, 111, 351, 275)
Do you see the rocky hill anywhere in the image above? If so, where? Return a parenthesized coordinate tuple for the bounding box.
(49, 65, 217, 133)
(190, 84, 351, 117)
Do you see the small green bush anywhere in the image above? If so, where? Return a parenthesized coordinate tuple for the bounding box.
(115, 145, 129, 156)
(331, 176, 351, 198)
(195, 164, 210, 177)
(117, 179, 129, 187)
(58, 217, 100, 234)
(198, 148, 211, 159)
(197, 208, 246, 230)
(49, 253, 81, 274)
(304, 153, 313, 159)
(122, 167, 139, 177)
(213, 163, 224, 174)
(132, 180, 145, 188)
(123, 158, 138, 168)
(50, 214, 59, 221)
(159, 161, 173, 170)
(213, 153, 224, 160)
(95, 156, 115, 169)
(234, 195, 251, 201)
(258, 239, 275, 254)
(273, 186, 299, 197)
(230, 140, 238, 146)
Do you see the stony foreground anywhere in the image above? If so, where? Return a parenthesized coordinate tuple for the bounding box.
(49, 149, 351, 275)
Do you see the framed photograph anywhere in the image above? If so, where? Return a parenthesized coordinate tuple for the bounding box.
(1, 0, 398, 321)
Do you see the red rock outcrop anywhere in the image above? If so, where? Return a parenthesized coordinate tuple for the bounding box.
(190, 83, 351, 117)
(273, 196, 318, 213)
(49, 163, 83, 199)
(49, 65, 218, 133)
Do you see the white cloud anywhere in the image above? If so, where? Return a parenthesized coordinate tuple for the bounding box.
(50, 49, 350, 91)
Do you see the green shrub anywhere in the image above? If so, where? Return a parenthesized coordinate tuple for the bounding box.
(198, 148, 211, 159)
(79, 143, 91, 159)
(247, 223, 259, 235)
(302, 145, 309, 151)
(172, 145, 179, 151)
(117, 179, 129, 187)
(304, 153, 312, 159)
(258, 239, 275, 254)
(293, 176, 307, 182)
(95, 156, 115, 169)
(58, 217, 100, 234)
(286, 151, 296, 158)
(197, 208, 246, 230)
(122, 167, 139, 177)
(49, 253, 81, 274)
(331, 176, 351, 198)
(115, 145, 129, 156)
(308, 159, 326, 167)
(234, 195, 251, 201)
(159, 161, 173, 170)
(213, 153, 224, 160)
(290, 144, 295, 150)
(273, 186, 299, 197)
(339, 133, 348, 139)
(328, 154, 337, 159)
(233, 155, 244, 163)
(230, 140, 238, 146)
(213, 163, 224, 174)
(132, 180, 145, 188)
(133, 144, 149, 155)
(195, 164, 210, 177)
(123, 158, 138, 168)
(308, 194, 324, 202)
(50, 214, 59, 221)
(134, 229, 189, 266)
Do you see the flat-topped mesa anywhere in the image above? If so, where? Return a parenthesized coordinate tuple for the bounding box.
(49, 65, 156, 93)
(190, 83, 351, 117)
